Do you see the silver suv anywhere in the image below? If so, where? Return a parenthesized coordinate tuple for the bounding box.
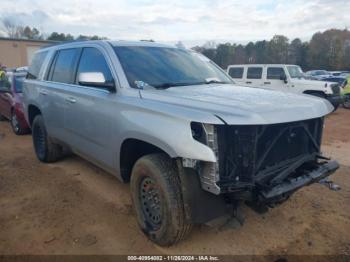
(23, 40, 339, 246)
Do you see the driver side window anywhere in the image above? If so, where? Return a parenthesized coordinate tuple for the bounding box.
(75, 47, 114, 87)
(267, 67, 286, 80)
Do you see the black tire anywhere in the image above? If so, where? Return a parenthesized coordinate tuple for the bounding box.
(0, 113, 6, 121)
(130, 153, 192, 246)
(332, 103, 339, 111)
(32, 115, 63, 163)
(11, 110, 29, 135)
(343, 95, 350, 109)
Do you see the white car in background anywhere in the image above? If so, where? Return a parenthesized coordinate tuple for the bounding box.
(227, 64, 341, 109)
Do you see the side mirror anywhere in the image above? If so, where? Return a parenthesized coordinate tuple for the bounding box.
(280, 75, 288, 84)
(78, 72, 116, 92)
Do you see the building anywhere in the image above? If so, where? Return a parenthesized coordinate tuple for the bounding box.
(0, 37, 56, 69)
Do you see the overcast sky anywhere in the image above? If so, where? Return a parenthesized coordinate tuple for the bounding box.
(0, 0, 349, 47)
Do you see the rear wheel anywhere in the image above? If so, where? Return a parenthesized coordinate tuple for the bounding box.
(11, 111, 29, 135)
(130, 153, 192, 246)
(343, 95, 350, 109)
(32, 115, 64, 162)
(0, 113, 6, 121)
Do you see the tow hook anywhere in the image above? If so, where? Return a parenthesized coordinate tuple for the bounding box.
(318, 178, 341, 191)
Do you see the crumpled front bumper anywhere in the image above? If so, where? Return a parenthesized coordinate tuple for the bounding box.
(259, 160, 339, 203)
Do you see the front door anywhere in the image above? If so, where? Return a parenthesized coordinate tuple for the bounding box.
(63, 47, 116, 170)
(262, 66, 289, 92)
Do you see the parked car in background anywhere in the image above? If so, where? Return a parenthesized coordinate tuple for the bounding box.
(305, 70, 331, 80)
(0, 71, 30, 135)
(329, 71, 342, 76)
(227, 64, 342, 109)
(23, 41, 338, 246)
(320, 76, 347, 89)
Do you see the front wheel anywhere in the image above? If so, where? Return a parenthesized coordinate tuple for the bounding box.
(130, 154, 192, 246)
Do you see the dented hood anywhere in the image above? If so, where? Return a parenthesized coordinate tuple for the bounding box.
(140, 84, 333, 125)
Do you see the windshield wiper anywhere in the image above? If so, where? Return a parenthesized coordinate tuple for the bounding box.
(205, 79, 229, 84)
(153, 80, 230, 89)
(153, 82, 205, 89)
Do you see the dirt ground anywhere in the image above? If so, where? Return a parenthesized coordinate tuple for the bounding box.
(0, 109, 349, 256)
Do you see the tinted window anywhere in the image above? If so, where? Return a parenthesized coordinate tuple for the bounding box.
(27, 51, 48, 79)
(76, 48, 114, 86)
(51, 48, 79, 84)
(14, 76, 25, 92)
(267, 67, 286, 80)
(228, 67, 244, 78)
(114, 46, 232, 89)
(247, 67, 262, 79)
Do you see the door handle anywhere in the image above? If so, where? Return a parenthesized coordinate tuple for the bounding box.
(66, 97, 77, 103)
(39, 90, 48, 95)
(264, 82, 271, 84)
(246, 81, 252, 84)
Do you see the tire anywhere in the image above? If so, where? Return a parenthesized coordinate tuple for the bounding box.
(343, 95, 350, 109)
(11, 110, 29, 135)
(130, 153, 192, 246)
(0, 113, 6, 121)
(32, 115, 64, 163)
(332, 103, 339, 111)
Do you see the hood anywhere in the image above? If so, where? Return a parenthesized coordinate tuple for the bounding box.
(140, 84, 333, 125)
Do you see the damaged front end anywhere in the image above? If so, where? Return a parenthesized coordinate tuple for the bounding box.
(183, 117, 339, 216)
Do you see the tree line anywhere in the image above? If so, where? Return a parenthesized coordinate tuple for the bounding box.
(0, 18, 107, 42)
(192, 29, 350, 71)
(1, 17, 349, 71)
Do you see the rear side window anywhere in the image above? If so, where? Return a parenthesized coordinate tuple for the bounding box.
(228, 67, 244, 79)
(27, 51, 48, 79)
(76, 47, 114, 86)
(50, 48, 80, 84)
(267, 67, 286, 80)
(247, 67, 262, 79)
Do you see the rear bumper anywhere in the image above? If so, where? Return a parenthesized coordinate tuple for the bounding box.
(259, 160, 339, 203)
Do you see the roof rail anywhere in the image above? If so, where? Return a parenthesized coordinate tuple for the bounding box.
(41, 39, 103, 49)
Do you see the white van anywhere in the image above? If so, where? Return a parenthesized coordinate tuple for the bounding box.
(227, 64, 341, 108)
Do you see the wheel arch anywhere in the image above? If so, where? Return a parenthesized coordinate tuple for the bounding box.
(119, 138, 173, 182)
(303, 90, 326, 98)
(27, 104, 42, 127)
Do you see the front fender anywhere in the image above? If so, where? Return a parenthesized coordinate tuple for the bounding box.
(117, 109, 217, 163)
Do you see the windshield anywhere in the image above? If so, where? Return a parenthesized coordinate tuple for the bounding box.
(14, 76, 25, 93)
(113, 46, 233, 89)
(287, 66, 305, 79)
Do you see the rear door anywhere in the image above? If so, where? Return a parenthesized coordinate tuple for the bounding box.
(245, 66, 263, 87)
(43, 48, 81, 140)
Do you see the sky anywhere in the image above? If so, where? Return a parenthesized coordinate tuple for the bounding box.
(0, 0, 349, 47)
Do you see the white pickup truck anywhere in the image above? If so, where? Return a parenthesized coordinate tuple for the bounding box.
(227, 64, 342, 109)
